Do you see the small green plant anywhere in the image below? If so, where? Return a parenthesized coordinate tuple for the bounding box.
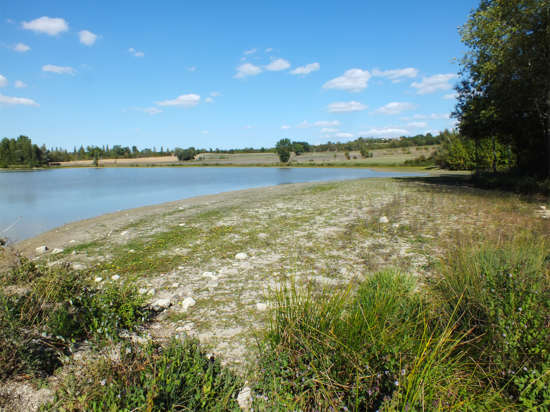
(46, 338, 243, 411)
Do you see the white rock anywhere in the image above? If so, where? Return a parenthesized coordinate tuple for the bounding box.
(379, 216, 389, 224)
(94, 277, 103, 283)
(256, 302, 268, 312)
(51, 248, 64, 254)
(120, 230, 129, 236)
(181, 297, 196, 312)
(392, 223, 400, 229)
(128, 249, 135, 253)
(69, 239, 76, 243)
(202, 271, 217, 279)
(540, 205, 547, 210)
(152, 298, 172, 311)
(71, 250, 77, 255)
(111, 275, 120, 281)
(258, 233, 268, 239)
(35, 245, 48, 254)
(72, 263, 86, 270)
(178, 223, 185, 227)
(171, 282, 180, 288)
(237, 386, 252, 411)
(235, 252, 248, 260)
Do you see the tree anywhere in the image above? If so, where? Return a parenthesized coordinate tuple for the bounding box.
(174, 147, 196, 161)
(275, 138, 292, 163)
(455, 0, 550, 176)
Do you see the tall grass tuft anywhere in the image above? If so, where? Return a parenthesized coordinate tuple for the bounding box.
(253, 271, 479, 411)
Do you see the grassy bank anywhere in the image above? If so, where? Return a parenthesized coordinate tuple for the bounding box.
(2, 175, 549, 410)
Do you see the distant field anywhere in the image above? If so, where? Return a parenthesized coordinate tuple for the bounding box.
(57, 145, 438, 167)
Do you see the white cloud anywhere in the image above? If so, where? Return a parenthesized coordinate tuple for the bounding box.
(403, 113, 450, 120)
(375, 102, 415, 115)
(78, 30, 97, 46)
(265, 48, 273, 53)
(411, 73, 456, 94)
(290, 62, 320, 75)
(314, 120, 340, 127)
(14, 80, 27, 88)
(133, 107, 162, 115)
(14, 43, 30, 52)
(201, 130, 209, 134)
(321, 127, 339, 133)
(281, 125, 291, 130)
(335, 132, 353, 139)
(210, 91, 221, 97)
(265, 58, 290, 71)
(243, 48, 257, 55)
(22, 16, 68, 36)
(323, 68, 371, 92)
(443, 92, 458, 100)
(407, 121, 428, 128)
(372, 67, 418, 81)
(42, 64, 76, 75)
(128, 48, 144, 57)
(360, 128, 409, 137)
(244, 125, 254, 129)
(234, 63, 262, 78)
(156, 94, 200, 107)
(296, 120, 311, 128)
(328, 101, 367, 113)
(0, 75, 7, 87)
(205, 97, 214, 103)
(187, 66, 197, 72)
(0, 93, 39, 106)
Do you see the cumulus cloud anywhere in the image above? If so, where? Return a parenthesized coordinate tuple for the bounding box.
(42, 64, 76, 75)
(22, 16, 68, 36)
(205, 97, 214, 103)
(321, 127, 339, 133)
(0, 75, 7, 87)
(265, 48, 273, 53)
(403, 113, 450, 120)
(335, 132, 354, 139)
(281, 125, 291, 130)
(360, 128, 409, 137)
(155, 94, 200, 107)
(328, 101, 367, 113)
(128, 48, 144, 57)
(296, 120, 311, 128)
(323, 69, 371, 92)
(14, 80, 27, 88)
(372, 67, 418, 82)
(234, 63, 262, 78)
(314, 120, 340, 127)
(407, 121, 428, 128)
(14, 43, 30, 52)
(243, 48, 257, 55)
(0, 93, 39, 106)
(443, 92, 458, 100)
(290, 62, 320, 75)
(375, 102, 415, 115)
(79, 30, 98, 46)
(265, 58, 291, 71)
(187, 66, 197, 72)
(411, 73, 456, 95)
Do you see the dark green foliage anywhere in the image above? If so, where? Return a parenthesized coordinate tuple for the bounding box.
(0, 260, 149, 380)
(0, 136, 48, 168)
(275, 138, 292, 163)
(174, 147, 197, 161)
(46, 338, 242, 411)
(455, 0, 550, 177)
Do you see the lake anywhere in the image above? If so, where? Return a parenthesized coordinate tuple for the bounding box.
(0, 167, 423, 241)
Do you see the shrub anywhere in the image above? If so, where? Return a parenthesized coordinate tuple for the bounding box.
(275, 139, 292, 163)
(46, 338, 242, 411)
(429, 237, 550, 408)
(0, 260, 149, 380)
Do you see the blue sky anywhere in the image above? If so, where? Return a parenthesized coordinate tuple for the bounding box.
(0, 1, 479, 150)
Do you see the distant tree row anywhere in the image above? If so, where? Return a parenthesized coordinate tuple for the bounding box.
(48, 145, 175, 162)
(0, 136, 48, 168)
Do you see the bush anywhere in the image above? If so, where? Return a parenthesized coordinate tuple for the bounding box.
(429, 237, 550, 409)
(0, 260, 149, 380)
(275, 139, 292, 163)
(46, 338, 243, 411)
(174, 147, 196, 161)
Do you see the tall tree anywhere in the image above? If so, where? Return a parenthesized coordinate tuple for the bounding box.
(455, 0, 550, 176)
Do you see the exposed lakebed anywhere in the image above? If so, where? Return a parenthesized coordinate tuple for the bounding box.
(1, 166, 423, 241)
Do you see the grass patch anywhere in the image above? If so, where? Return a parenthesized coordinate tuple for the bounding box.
(46, 338, 243, 411)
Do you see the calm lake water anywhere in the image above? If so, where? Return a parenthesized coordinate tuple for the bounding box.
(0, 167, 422, 242)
